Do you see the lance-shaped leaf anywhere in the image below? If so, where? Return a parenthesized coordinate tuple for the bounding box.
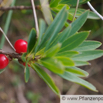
(68, 13, 74, 21)
(59, 31, 89, 53)
(24, 64, 30, 83)
(65, 66, 89, 77)
(21, 53, 27, 62)
(69, 11, 89, 37)
(35, 19, 46, 54)
(40, 0, 53, 25)
(56, 51, 79, 57)
(50, 0, 55, 4)
(45, 43, 61, 57)
(50, 26, 71, 48)
(60, 0, 90, 6)
(58, 72, 97, 92)
(32, 64, 60, 95)
(27, 29, 36, 54)
(72, 50, 103, 61)
(40, 57, 65, 74)
(74, 61, 90, 66)
(55, 56, 75, 66)
(45, 7, 68, 51)
(38, 6, 68, 51)
(73, 40, 102, 51)
(69, 8, 100, 19)
(50, 0, 61, 7)
(51, 4, 70, 12)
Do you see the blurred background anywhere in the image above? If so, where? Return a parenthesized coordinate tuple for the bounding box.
(0, 0, 103, 103)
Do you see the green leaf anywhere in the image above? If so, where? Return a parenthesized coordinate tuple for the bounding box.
(60, 0, 90, 6)
(40, 57, 65, 74)
(24, 64, 30, 83)
(45, 6, 68, 51)
(69, 11, 89, 37)
(27, 28, 36, 54)
(50, 0, 55, 4)
(38, 6, 68, 51)
(45, 43, 61, 57)
(72, 50, 103, 61)
(68, 13, 74, 21)
(36, 48, 45, 57)
(50, 26, 71, 48)
(69, 8, 100, 19)
(50, 0, 61, 7)
(58, 72, 97, 92)
(51, 4, 70, 12)
(55, 56, 75, 66)
(74, 61, 90, 66)
(73, 40, 102, 51)
(35, 19, 46, 54)
(40, 0, 53, 25)
(65, 66, 89, 77)
(56, 51, 79, 57)
(59, 31, 89, 53)
(32, 64, 60, 95)
(21, 53, 27, 62)
(51, 8, 71, 27)
(56, 4, 70, 10)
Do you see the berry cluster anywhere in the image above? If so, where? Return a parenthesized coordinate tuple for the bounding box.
(0, 39, 28, 69)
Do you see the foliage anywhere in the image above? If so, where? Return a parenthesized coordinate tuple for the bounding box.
(21, 4, 103, 95)
(1, 0, 103, 96)
(49, 0, 99, 23)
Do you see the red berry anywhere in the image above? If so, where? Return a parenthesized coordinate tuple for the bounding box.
(0, 54, 9, 69)
(14, 39, 27, 53)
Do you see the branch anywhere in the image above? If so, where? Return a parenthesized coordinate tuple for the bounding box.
(72, 0, 79, 22)
(0, 50, 21, 60)
(30, 0, 39, 38)
(0, 5, 40, 11)
(87, 2, 103, 20)
(0, 50, 40, 63)
(0, 27, 16, 51)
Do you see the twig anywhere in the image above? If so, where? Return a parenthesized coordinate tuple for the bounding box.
(0, 49, 21, 60)
(72, 0, 79, 22)
(0, 6, 40, 11)
(0, 49, 40, 62)
(30, 0, 39, 38)
(87, 2, 103, 20)
(0, 27, 16, 51)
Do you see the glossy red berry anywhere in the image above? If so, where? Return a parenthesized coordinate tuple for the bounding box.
(14, 39, 27, 53)
(0, 54, 9, 69)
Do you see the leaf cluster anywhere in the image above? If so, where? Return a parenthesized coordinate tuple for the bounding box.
(49, 0, 99, 26)
(22, 6, 103, 95)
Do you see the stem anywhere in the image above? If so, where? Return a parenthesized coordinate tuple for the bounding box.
(87, 1, 103, 20)
(0, 6, 40, 11)
(0, 50, 21, 59)
(30, 0, 39, 38)
(72, 0, 79, 22)
(0, 28, 16, 51)
(0, 49, 40, 62)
